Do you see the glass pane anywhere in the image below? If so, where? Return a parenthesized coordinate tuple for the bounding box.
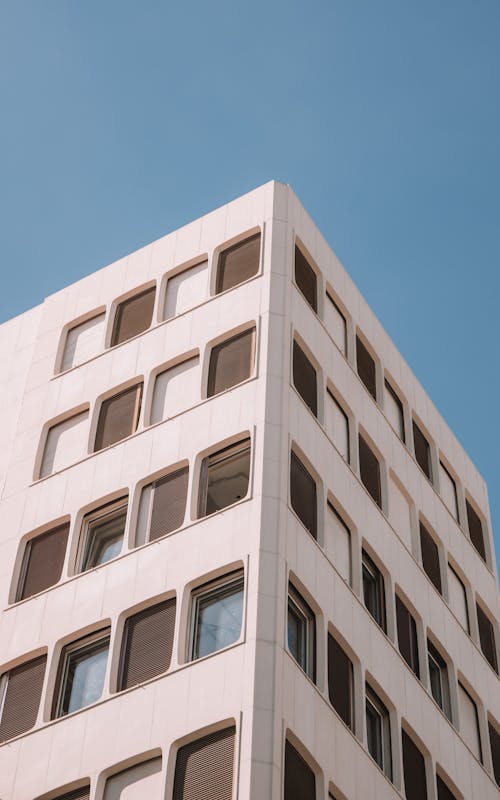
(62, 638, 109, 715)
(194, 582, 243, 659)
(366, 701, 383, 768)
(82, 509, 126, 571)
(363, 567, 381, 624)
(288, 603, 305, 668)
(205, 445, 250, 515)
(428, 656, 443, 708)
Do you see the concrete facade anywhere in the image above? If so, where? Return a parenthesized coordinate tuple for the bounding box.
(0, 181, 498, 799)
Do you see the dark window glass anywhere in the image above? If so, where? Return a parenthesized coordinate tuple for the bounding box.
(362, 550, 386, 632)
(148, 466, 189, 541)
(356, 336, 377, 399)
(17, 523, 69, 601)
(0, 655, 47, 742)
(359, 434, 382, 508)
(396, 596, 420, 678)
(294, 246, 317, 312)
(94, 384, 142, 451)
(208, 328, 255, 397)
(293, 340, 317, 416)
(420, 523, 442, 593)
(111, 287, 155, 347)
(53, 632, 109, 718)
(489, 720, 500, 787)
(413, 421, 432, 481)
(436, 774, 458, 800)
(402, 729, 427, 800)
(288, 586, 316, 681)
(119, 597, 176, 689)
(466, 499, 486, 561)
(284, 740, 316, 800)
(290, 452, 317, 538)
(365, 686, 392, 779)
(216, 233, 260, 293)
(173, 726, 235, 800)
(328, 633, 354, 729)
(385, 380, 405, 442)
(198, 439, 251, 517)
(427, 640, 451, 720)
(476, 603, 498, 673)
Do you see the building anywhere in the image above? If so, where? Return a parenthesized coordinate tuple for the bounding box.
(0, 181, 498, 800)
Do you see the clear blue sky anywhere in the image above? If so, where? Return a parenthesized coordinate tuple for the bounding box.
(1, 1, 499, 572)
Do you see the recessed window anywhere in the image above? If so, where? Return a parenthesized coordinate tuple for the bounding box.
(476, 602, 498, 673)
(53, 630, 110, 718)
(292, 340, 317, 416)
(402, 729, 427, 800)
(396, 595, 419, 678)
(136, 466, 189, 545)
(328, 633, 354, 730)
(488, 719, 500, 786)
(358, 434, 382, 508)
(39, 409, 89, 478)
(94, 383, 142, 452)
(104, 757, 162, 798)
(287, 585, 316, 681)
(413, 421, 432, 482)
(118, 597, 176, 690)
(384, 380, 405, 442)
(290, 451, 317, 539)
(356, 335, 377, 400)
(439, 461, 459, 521)
(447, 565, 469, 632)
(198, 438, 251, 517)
(466, 499, 486, 562)
(326, 389, 349, 462)
(150, 356, 200, 424)
(77, 498, 127, 573)
(110, 286, 156, 347)
(163, 259, 208, 320)
(427, 640, 451, 720)
(325, 291, 347, 355)
(216, 233, 261, 293)
(362, 550, 386, 632)
(419, 522, 442, 594)
(37, 785, 91, 800)
(173, 726, 235, 800)
(190, 572, 244, 660)
(60, 312, 105, 372)
(388, 475, 412, 551)
(16, 522, 69, 601)
(326, 502, 351, 585)
(436, 774, 459, 800)
(0, 654, 46, 742)
(208, 327, 256, 398)
(284, 739, 316, 800)
(457, 682, 482, 762)
(294, 245, 317, 312)
(365, 685, 392, 779)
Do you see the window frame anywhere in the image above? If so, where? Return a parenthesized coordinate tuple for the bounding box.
(362, 550, 387, 633)
(427, 639, 452, 721)
(215, 231, 261, 295)
(109, 284, 156, 348)
(365, 684, 392, 779)
(287, 584, 316, 682)
(93, 381, 143, 453)
(76, 496, 128, 574)
(189, 571, 245, 662)
(197, 437, 251, 518)
(53, 629, 110, 719)
(207, 325, 256, 399)
(384, 378, 405, 443)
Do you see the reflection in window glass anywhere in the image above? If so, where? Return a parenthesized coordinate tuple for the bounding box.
(198, 439, 251, 517)
(191, 575, 244, 660)
(56, 633, 110, 717)
(80, 499, 127, 572)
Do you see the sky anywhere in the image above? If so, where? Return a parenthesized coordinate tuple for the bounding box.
(0, 1, 499, 571)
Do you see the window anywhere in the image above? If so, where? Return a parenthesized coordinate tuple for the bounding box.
(396, 595, 419, 678)
(36, 785, 91, 800)
(16, 522, 69, 601)
(326, 502, 351, 584)
(287, 585, 316, 681)
(198, 438, 251, 517)
(173, 726, 235, 800)
(190, 573, 244, 660)
(60, 312, 105, 372)
(326, 389, 349, 462)
(388, 475, 412, 550)
(413, 421, 432, 481)
(39, 409, 89, 478)
(358, 434, 382, 508)
(292, 340, 317, 416)
(401, 729, 427, 800)
(94, 383, 142, 452)
(328, 633, 354, 730)
(294, 246, 317, 312)
(362, 551, 386, 632)
(104, 757, 162, 799)
(216, 232, 260, 293)
(488, 719, 500, 786)
(53, 630, 110, 718)
(290, 451, 317, 538)
(466, 499, 486, 561)
(136, 466, 189, 545)
(77, 498, 127, 573)
(356, 335, 376, 400)
(118, 597, 176, 690)
(365, 685, 392, 779)
(439, 462, 458, 521)
(150, 356, 199, 424)
(0, 654, 46, 742)
(419, 523, 442, 593)
(284, 740, 316, 800)
(163, 259, 208, 320)
(208, 327, 256, 398)
(457, 682, 482, 761)
(447, 565, 469, 632)
(427, 640, 451, 720)
(325, 291, 347, 355)
(110, 286, 155, 347)
(384, 380, 405, 442)
(436, 774, 459, 800)
(476, 602, 498, 673)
